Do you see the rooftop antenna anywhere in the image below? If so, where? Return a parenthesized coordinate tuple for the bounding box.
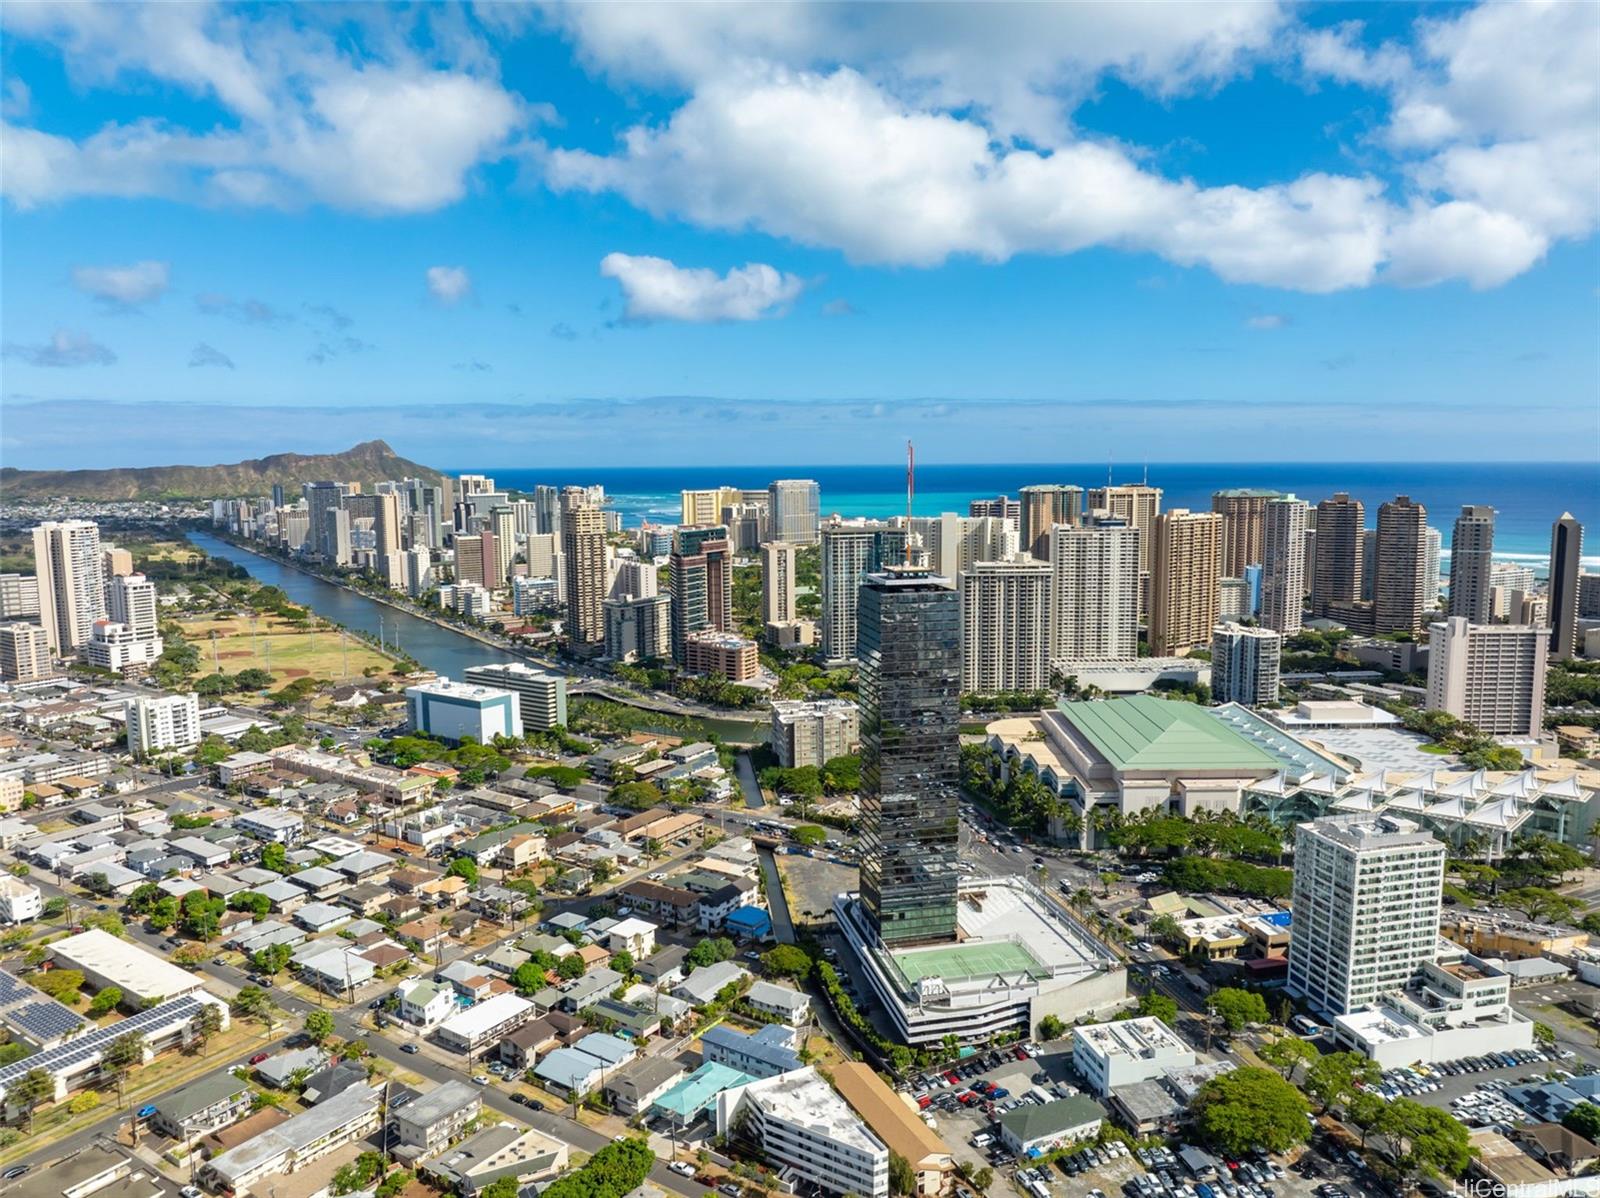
(905, 440, 915, 565)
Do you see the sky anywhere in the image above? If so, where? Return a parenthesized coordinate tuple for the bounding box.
(2, 1, 1597, 470)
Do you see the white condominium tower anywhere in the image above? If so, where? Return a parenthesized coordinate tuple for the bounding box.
(32, 520, 106, 656)
(1259, 496, 1308, 635)
(107, 573, 159, 640)
(761, 542, 800, 626)
(1426, 617, 1548, 737)
(1048, 522, 1139, 663)
(1286, 815, 1445, 1018)
(959, 558, 1051, 694)
(820, 525, 879, 664)
(768, 479, 821, 545)
(914, 514, 1019, 580)
(1211, 623, 1282, 706)
(126, 693, 203, 755)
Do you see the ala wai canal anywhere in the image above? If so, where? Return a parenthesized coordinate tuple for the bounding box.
(186, 531, 768, 744)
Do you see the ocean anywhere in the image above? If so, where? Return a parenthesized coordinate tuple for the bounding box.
(468, 462, 1600, 567)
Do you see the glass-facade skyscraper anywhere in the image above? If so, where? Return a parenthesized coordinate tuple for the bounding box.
(857, 567, 962, 947)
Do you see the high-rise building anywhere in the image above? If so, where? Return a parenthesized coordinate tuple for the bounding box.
(768, 480, 821, 545)
(1259, 496, 1308, 635)
(1580, 573, 1600, 620)
(1218, 577, 1252, 622)
(100, 544, 134, 581)
(681, 486, 743, 527)
(533, 485, 561, 538)
(524, 533, 557, 580)
(1426, 617, 1547, 737)
(761, 542, 800, 628)
(488, 506, 517, 588)
(0, 623, 52, 683)
(463, 663, 568, 731)
(107, 573, 158, 641)
(374, 492, 404, 562)
(1286, 815, 1445, 1018)
(1019, 485, 1083, 560)
(1490, 564, 1538, 621)
(1211, 623, 1282, 706)
(915, 514, 1018, 581)
(453, 535, 488, 588)
(0, 575, 40, 620)
(1311, 493, 1364, 619)
(604, 594, 671, 662)
(669, 525, 733, 663)
(857, 568, 961, 947)
(457, 474, 495, 495)
(820, 525, 882, 664)
(722, 502, 768, 552)
(1148, 509, 1222, 657)
(126, 692, 202, 755)
(1550, 513, 1584, 661)
(968, 495, 1021, 530)
(611, 556, 658, 600)
(959, 557, 1052, 694)
(1424, 526, 1442, 610)
(32, 520, 106, 656)
(1360, 529, 1377, 603)
(1447, 506, 1495, 624)
(1374, 496, 1428, 635)
(561, 499, 608, 648)
(302, 482, 344, 562)
(1087, 485, 1161, 571)
(1048, 521, 1140, 664)
(1211, 489, 1283, 577)
(770, 699, 860, 769)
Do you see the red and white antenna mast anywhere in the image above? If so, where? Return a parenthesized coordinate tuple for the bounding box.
(905, 439, 915, 565)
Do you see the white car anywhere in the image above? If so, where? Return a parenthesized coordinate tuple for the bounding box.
(669, 1162, 697, 1178)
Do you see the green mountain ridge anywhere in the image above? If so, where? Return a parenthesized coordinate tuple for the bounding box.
(0, 440, 444, 501)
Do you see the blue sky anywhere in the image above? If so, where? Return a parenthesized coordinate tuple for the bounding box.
(2, 1, 1597, 469)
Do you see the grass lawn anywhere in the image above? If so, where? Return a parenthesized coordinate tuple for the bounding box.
(138, 540, 206, 564)
(176, 615, 393, 685)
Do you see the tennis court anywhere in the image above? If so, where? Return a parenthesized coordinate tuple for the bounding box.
(891, 939, 1049, 985)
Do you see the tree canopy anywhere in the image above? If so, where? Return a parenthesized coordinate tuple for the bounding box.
(1191, 1066, 1310, 1157)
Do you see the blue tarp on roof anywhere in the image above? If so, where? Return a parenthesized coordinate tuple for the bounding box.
(725, 906, 771, 937)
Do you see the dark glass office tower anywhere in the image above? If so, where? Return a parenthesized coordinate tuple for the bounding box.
(857, 567, 962, 947)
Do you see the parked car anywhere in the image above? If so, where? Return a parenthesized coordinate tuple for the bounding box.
(669, 1163, 697, 1178)
(248, 1052, 270, 1065)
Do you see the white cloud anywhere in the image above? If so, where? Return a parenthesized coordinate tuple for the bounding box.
(71, 259, 170, 307)
(2, 329, 117, 367)
(188, 342, 235, 369)
(1245, 314, 1291, 330)
(553, 69, 1390, 292)
(426, 266, 472, 305)
(0, 4, 525, 212)
(549, 2, 1290, 144)
(547, 0, 1600, 294)
(599, 253, 805, 322)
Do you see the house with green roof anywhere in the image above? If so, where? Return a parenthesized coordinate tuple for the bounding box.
(997, 1094, 1106, 1156)
(986, 696, 1284, 840)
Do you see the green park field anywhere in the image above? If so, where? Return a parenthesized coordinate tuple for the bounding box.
(177, 614, 393, 686)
